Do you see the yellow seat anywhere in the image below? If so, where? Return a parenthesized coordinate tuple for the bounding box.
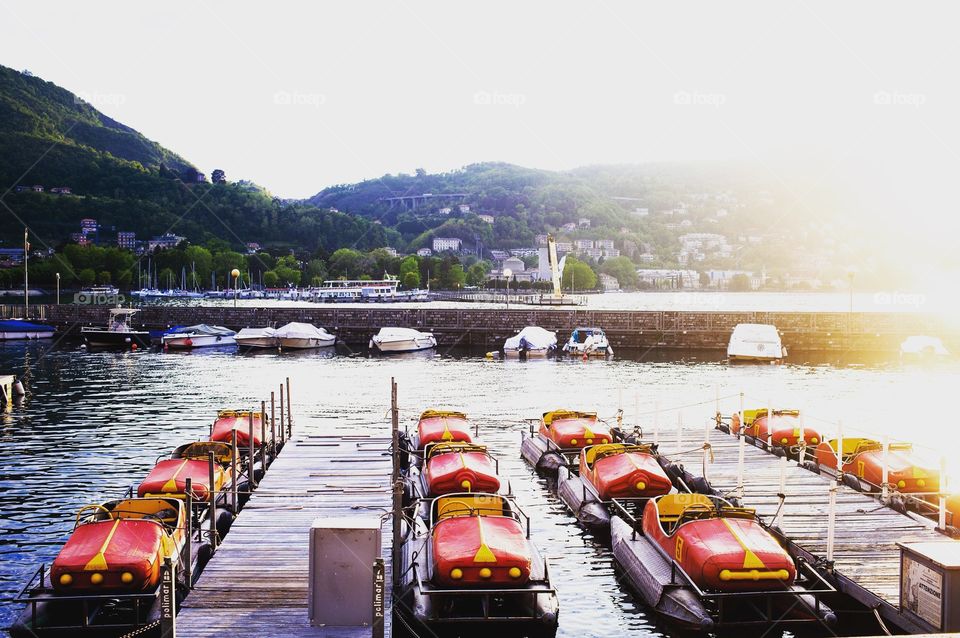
(823, 437, 880, 461)
(655, 493, 715, 523)
(584, 443, 653, 467)
(435, 494, 505, 521)
(426, 441, 487, 460)
(542, 409, 597, 426)
(420, 409, 467, 420)
(180, 441, 235, 464)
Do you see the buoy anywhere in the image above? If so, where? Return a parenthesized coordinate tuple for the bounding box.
(13, 380, 26, 396)
(130, 343, 138, 350)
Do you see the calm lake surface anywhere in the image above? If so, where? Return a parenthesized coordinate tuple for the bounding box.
(1, 339, 959, 635)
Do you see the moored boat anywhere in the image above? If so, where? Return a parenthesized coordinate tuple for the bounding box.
(276, 321, 335, 349)
(411, 409, 473, 451)
(521, 409, 611, 474)
(0, 319, 55, 340)
(369, 326, 436, 353)
(727, 408, 821, 457)
(900, 335, 950, 358)
(80, 308, 151, 349)
(235, 327, 278, 349)
(562, 327, 612, 357)
(503, 326, 557, 358)
(138, 457, 228, 501)
(812, 437, 939, 493)
(420, 441, 502, 497)
(727, 323, 786, 363)
(397, 493, 559, 637)
(558, 443, 673, 528)
(161, 324, 236, 349)
(211, 409, 263, 448)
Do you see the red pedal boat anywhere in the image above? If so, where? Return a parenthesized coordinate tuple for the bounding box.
(138, 458, 227, 500)
(642, 494, 796, 592)
(415, 409, 472, 449)
(422, 442, 500, 496)
(211, 409, 262, 447)
(431, 494, 532, 586)
(539, 409, 610, 448)
(813, 438, 939, 493)
(51, 498, 185, 593)
(730, 409, 821, 451)
(579, 443, 672, 499)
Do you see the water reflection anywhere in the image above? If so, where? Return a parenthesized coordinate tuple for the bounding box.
(1, 339, 958, 635)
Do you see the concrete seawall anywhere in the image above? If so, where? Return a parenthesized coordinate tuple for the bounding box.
(37, 305, 960, 353)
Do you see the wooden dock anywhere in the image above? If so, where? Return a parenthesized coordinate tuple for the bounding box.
(656, 426, 948, 634)
(176, 433, 393, 638)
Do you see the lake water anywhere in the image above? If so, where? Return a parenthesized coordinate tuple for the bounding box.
(1, 339, 959, 635)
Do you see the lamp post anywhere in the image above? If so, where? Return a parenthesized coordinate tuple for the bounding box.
(231, 268, 241, 308)
(23, 228, 29, 317)
(503, 268, 512, 309)
(56, 273, 60, 305)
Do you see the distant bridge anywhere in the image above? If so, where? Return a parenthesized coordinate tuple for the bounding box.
(379, 193, 468, 210)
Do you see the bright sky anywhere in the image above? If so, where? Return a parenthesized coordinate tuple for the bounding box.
(1, 0, 958, 213)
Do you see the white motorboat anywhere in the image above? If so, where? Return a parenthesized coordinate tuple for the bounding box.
(900, 335, 949, 358)
(504, 326, 557, 358)
(727, 323, 786, 363)
(0, 320, 55, 340)
(562, 327, 613, 357)
(80, 308, 151, 349)
(276, 322, 336, 349)
(162, 324, 237, 349)
(235, 327, 279, 349)
(369, 327, 437, 353)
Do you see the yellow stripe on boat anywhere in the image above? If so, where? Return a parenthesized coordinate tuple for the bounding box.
(84, 518, 121, 571)
(720, 518, 766, 569)
(719, 568, 790, 581)
(162, 459, 190, 493)
(472, 517, 497, 563)
(441, 418, 454, 441)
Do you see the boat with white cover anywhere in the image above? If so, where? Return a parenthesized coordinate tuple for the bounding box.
(276, 322, 335, 349)
(562, 327, 613, 357)
(0, 320, 55, 340)
(727, 323, 786, 363)
(504, 326, 557, 358)
(235, 327, 278, 349)
(369, 327, 436, 353)
(900, 335, 949, 358)
(162, 324, 236, 349)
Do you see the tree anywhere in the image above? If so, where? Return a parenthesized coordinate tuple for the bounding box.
(263, 271, 279, 287)
(329, 248, 364, 278)
(447, 264, 466, 289)
(466, 261, 489, 286)
(401, 271, 420, 289)
(305, 259, 327, 284)
(211, 169, 227, 184)
(729, 273, 752, 291)
(699, 270, 711, 287)
(599, 256, 638, 288)
(78, 268, 96, 286)
(96, 270, 111, 285)
(561, 256, 597, 291)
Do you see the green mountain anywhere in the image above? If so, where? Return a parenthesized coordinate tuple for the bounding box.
(0, 65, 396, 254)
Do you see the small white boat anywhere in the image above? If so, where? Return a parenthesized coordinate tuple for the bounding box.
(0, 320, 55, 340)
(369, 327, 437, 353)
(80, 308, 151, 348)
(276, 322, 335, 349)
(162, 324, 236, 349)
(727, 323, 786, 363)
(900, 335, 949, 358)
(504, 326, 557, 358)
(235, 327, 279, 349)
(562, 327, 613, 357)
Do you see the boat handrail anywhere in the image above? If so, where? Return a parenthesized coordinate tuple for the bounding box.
(424, 441, 489, 460)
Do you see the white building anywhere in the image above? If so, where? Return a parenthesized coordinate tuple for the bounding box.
(458, 204, 471, 213)
(478, 214, 495, 223)
(596, 239, 615, 251)
(575, 239, 594, 251)
(432, 237, 462, 252)
(416, 248, 433, 257)
(636, 268, 701, 289)
(578, 218, 591, 228)
(438, 207, 452, 215)
(599, 273, 620, 291)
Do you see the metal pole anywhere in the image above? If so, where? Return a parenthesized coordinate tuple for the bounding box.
(184, 477, 193, 589)
(279, 385, 285, 444)
(881, 435, 889, 502)
(56, 273, 60, 305)
(208, 452, 217, 550)
(231, 429, 238, 513)
(653, 400, 660, 445)
(271, 391, 278, 450)
(676, 411, 683, 452)
(23, 227, 29, 317)
(260, 401, 267, 471)
(270, 397, 277, 461)
(634, 391, 639, 433)
(248, 412, 257, 489)
(286, 377, 292, 437)
(836, 420, 844, 483)
(159, 558, 176, 638)
(737, 392, 745, 498)
(773, 455, 787, 529)
(826, 483, 837, 562)
(766, 399, 772, 449)
(798, 411, 807, 466)
(939, 456, 948, 531)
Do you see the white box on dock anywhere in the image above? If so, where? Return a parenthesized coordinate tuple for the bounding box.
(898, 541, 960, 632)
(309, 516, 383, 629)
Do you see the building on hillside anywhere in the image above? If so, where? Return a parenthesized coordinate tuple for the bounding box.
(381, 247, 399, 257)
(596, 239, 615, 252)
(438, 207, 452, 215)
(245, 242, 262, 254)
(509, 248, 538, 257)
(603, 248, 620, 258)
(432, 237, 462, 252)
(478, 214, 495, 224)
(458, 204, 470, 213)
(148, 233, 185, 252)
(80, 218, 98, 234)
(416, 248, 433, 257)
(575, 239, 594, 252)
(578, 218, 591, 228)
(489, 250, 510, 261)
(638, 252, 656, 263)
(117, 232, 136, 250)
(561, 222, 577, 232)
(584, 247, 603, 260)
(50, 186, 72, 195)
(535, 234, 548, 245)
(599, 273, 620, 291)
(635, 268, 701, 289)
(554, 241, 573, 253)
(632, 207, 649, 217)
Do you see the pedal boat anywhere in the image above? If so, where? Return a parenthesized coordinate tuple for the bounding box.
(52, 498, 186, 594)
(398, 493, 559, 636)
(729, 409, 821, 458)
(521, 409, 611, 474)
(138, 450, 230, 501)
(406, 409, 474, 463)
(419, 442, 502, 497)
(211, 409, 263, 448)
(558, 443, 673, 528)
(612, 493, 835, 631)
(812, 437, 939, 494)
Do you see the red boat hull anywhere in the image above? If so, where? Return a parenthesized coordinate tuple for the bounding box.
(211, 411, 262, 447)
(581, 449, 672, 499)
(731, 411, 821, 448)
(539, 410, 610, 448)
(138, 458, 224, 500)
(432, 515, 532, 586)
(814, 441, 938, 492)
(52, 520, 165, 592)
(417, 411, 472, 448)
(424, 451, 500, 495)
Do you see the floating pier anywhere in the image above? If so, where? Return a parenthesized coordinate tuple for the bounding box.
(175, 433, 393, 637)
(654, 425, 951, 634)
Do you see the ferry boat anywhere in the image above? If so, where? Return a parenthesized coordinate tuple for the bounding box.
(727, 323, 786, 363)
(80, 308, 151, 349)
(503, 326, 557, 358)
(397, 493, 559, 636)
(557, 442, 673, 528)
(369, 327, 436, 353)
(276, 321, 335, 349)
(521, 409, 611, 474)
(313, 277, 429, 302)
(161, 324, 236, 349)
(0, 319, 55, 340)
(562, 327, 613, 357)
